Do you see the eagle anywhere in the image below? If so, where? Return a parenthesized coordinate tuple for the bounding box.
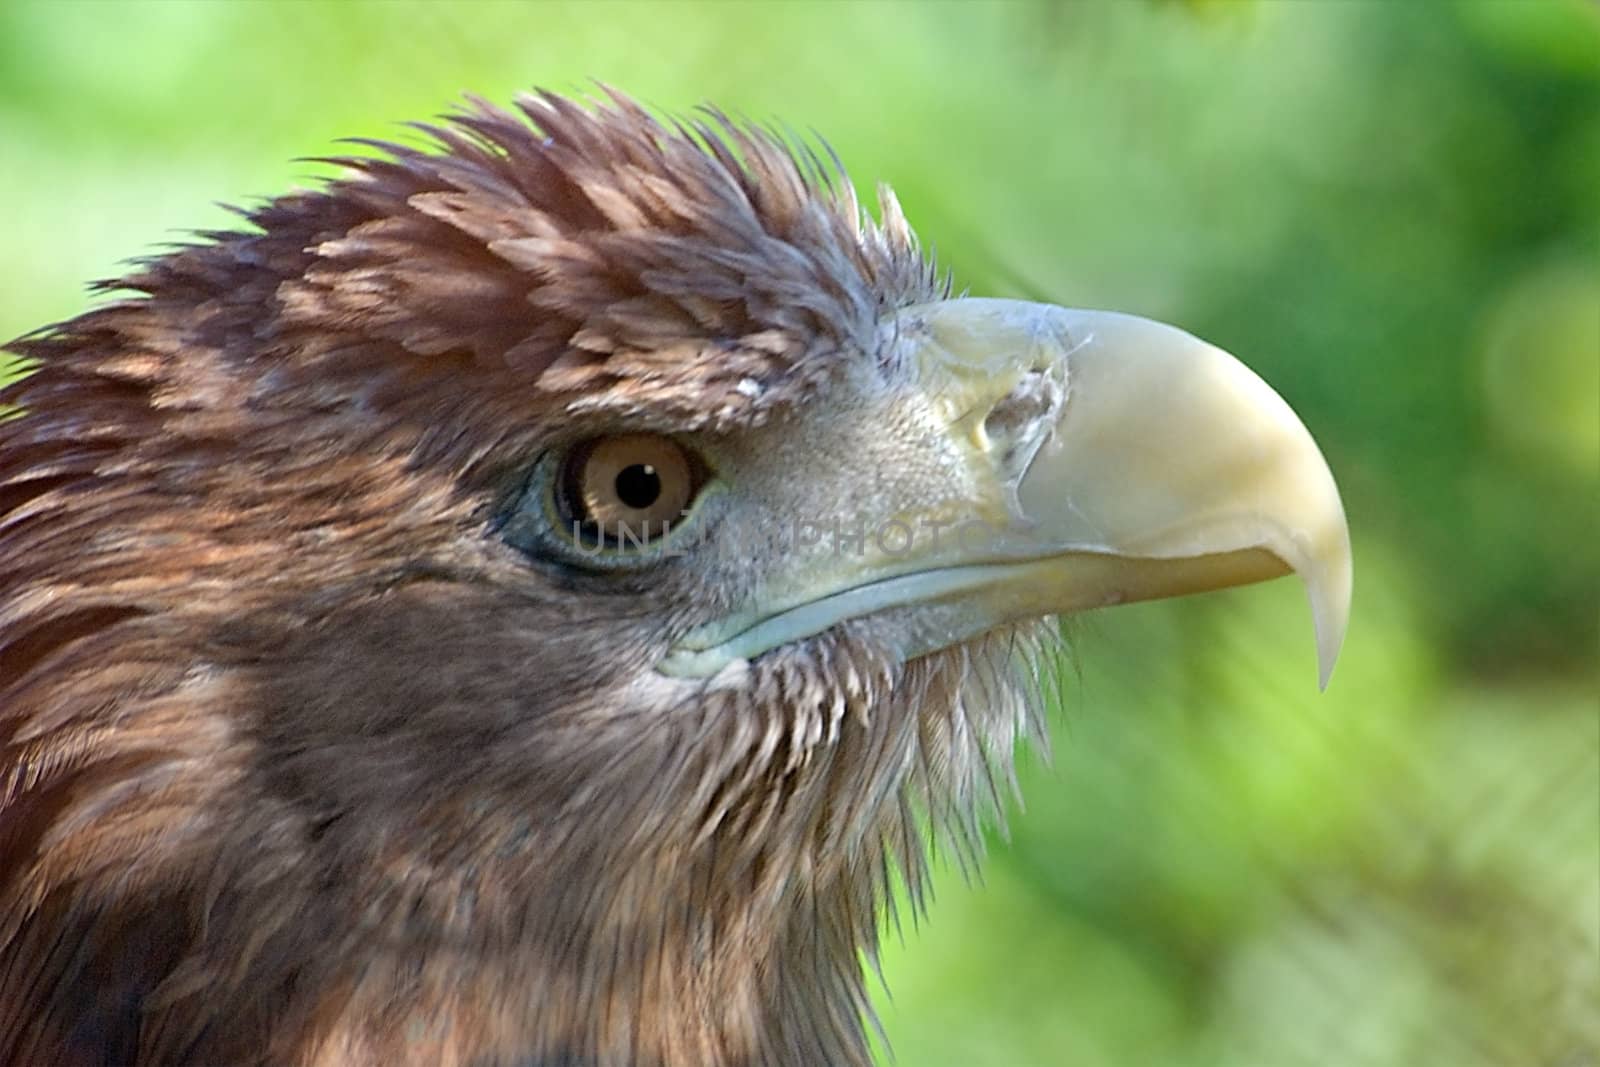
(0, 89, 1350, 1067)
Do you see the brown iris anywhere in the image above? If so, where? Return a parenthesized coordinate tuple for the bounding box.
(557, 434, 700, 548)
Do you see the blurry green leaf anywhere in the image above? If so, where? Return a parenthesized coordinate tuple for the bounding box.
(871, 864, 1186, 1067)
(1461, 0, 1600, 79)
(1478, 255, 1600, 476)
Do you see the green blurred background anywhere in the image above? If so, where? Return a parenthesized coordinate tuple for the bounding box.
(1, 2, 1595, 1063)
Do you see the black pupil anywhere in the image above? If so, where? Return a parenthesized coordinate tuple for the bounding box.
(614, 463, 661, 510)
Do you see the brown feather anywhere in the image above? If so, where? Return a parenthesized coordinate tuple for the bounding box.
(0, 90, 1031, 1067)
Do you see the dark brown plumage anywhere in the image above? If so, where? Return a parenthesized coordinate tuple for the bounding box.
(0, 89, 1349, 1067)
(0, 90, 999, 1067)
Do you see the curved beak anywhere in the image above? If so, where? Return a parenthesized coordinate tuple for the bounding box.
(660, 299, 1351, 689)
(923, 300, 1350, 687)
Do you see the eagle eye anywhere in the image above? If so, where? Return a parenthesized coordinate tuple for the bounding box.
(554, 434, 704, 551)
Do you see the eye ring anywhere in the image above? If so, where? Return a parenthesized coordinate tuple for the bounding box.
(553, 434, 705, 552)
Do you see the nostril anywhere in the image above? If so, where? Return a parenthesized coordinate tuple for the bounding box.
(983, 369, 1062, 449)
(982, 369, 1066, 488)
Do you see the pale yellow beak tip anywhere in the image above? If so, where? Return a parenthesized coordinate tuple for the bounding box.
(1311, 536, 1353, 690)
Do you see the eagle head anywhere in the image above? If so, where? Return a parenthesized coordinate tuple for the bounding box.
(0, 89, 1349, 1066)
